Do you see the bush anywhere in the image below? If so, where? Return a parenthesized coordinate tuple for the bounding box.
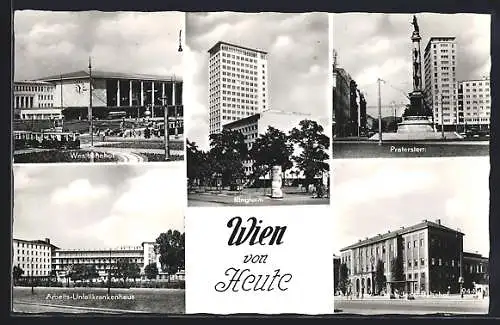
(141, 153, 184, 162)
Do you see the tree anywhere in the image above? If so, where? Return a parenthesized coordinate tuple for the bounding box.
(126, 262, 141, 283)
(187, 139, 206, 187)
(338, 263, 349, 295)
(390, 255, 405, 294)
(289, 120, 330, 192)
(249, 126, 294, 180)
(155, 230, 185, 281)
(144, 263, 159, 280)
(13, 265, 24, 285)
(83, 265, 99, 285)
(209, 129, 248, 187)
(69, 264, 86, 283)
(114, 259, 134, 285)
(374, 259, 386, 295)
(49, 270, 57, 284)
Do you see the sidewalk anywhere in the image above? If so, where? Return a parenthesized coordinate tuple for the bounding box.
(335, 294, 488, 301)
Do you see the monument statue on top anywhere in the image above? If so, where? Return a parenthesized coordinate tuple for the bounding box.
(411, 14, 419, 33)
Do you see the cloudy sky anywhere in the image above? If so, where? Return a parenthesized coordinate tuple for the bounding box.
(14, 10, 184, 80)
(332, 13, 490, 118)
(333, 157, 490, 257)
(185, 12, 330, 151)
(13, 163, 185, 249)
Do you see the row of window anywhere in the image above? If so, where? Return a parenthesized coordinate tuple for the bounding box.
(222, 59, 261, 70)
(16, 249, 50, 256)
(16, 256, 50, 263)
(222, 75, 258, 82)
(222, 102, 264, 110)
(17, 263, 50, 270)
(432, 48, 455, 54)
(19, 114, 62, 120)
(54, 258, 143, 264)
(464, 88, 490, 92)
(220, 46, 260, 60)
(222, 108, 257, 115)
(222, 114, 252, 121)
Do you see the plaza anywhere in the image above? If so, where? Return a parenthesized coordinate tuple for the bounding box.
(335, 294, 488, 315)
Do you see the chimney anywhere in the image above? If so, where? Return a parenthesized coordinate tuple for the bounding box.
(436, 219, 441, 225)
(44, 238, 50, 244)
(400, 226, 405, 230)
(423, 219, 427, 223)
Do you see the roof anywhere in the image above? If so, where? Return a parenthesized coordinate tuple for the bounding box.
(222, 109, 312, 130)
(56, 246, 143, 252)
(340, 220, 464, 252)
(208, 41, 268, 55)
(424, 36, 456, 52)
(223, 113, 261, 129)
(463, 252, 488, 260)
(14, 80, 53, 85)
(13, 238, 59, 249)
(458, 77, 490, 84)
(37, 70, 182, 83)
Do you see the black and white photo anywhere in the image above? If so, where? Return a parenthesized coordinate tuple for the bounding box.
(11, 163, 186, 314)
(332, 13, 490, 158)
(185, 12, 331, 207)
(332, 157, 489, 315)
(13, 11, 185, 164)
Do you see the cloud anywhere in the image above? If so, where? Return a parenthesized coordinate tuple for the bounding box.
(87, 163, 185, 247)
(13, 169, 36, 191)
(14, 164, 185, 249)
(50, 179, 111, 206)
(333, 157, 490, 256)
(333, 161, 437, 207)
(14, 11, 184, 80)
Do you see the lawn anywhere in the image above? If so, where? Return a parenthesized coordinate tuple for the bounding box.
(13, 287, 185, 314)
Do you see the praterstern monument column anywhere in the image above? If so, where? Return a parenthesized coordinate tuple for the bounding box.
(408, 14, 425, 117)
(396, 14, 435, 136)
(271, 165, 283, 199)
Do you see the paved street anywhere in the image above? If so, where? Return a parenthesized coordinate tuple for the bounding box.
(188, 191, 330, 207)
(333, 140, 489, 158)
(335, 296, 489, 315)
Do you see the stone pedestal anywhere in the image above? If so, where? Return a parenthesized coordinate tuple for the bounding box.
(271, 165, 283, 199)
(397, 90, 434, 134)
(407, 91, 425, 116)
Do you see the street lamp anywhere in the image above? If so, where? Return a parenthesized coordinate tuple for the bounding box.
(31, 258, 34, 295)
(178, 30, 183, 52)
(377, 78, 383, 146)
(370, 255, 375, 295)
(457, 227, 464, 297)
(108, 249, 111, 295)
(88, 57, 94, 149)
(160, 96, 170, 161)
